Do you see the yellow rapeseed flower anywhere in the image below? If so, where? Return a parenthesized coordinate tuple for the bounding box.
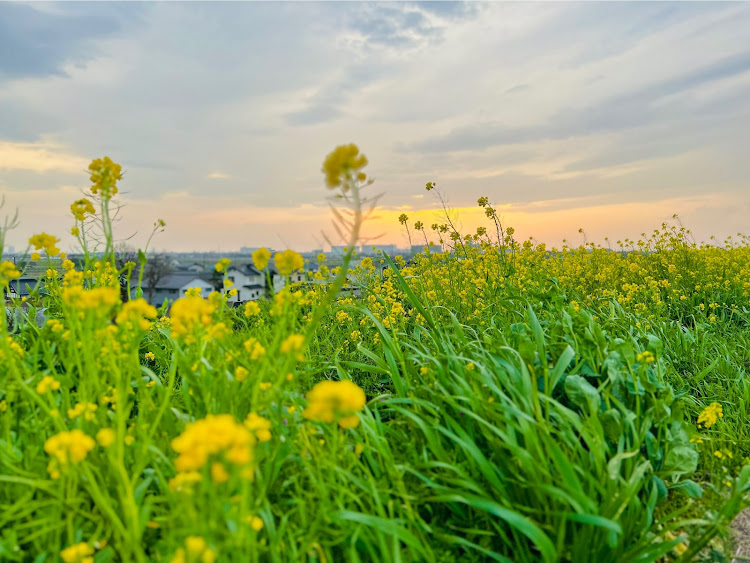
(28, 232, 60, 257)
(171, 536, 216, 563)
(36, 376, 61, 394)
(44, 429, 96, 470)
(169, 296, 216, 342)
(249, 516, 264, 532)
(211, 462, 230, 484)
(171, 414, 256, 473)
(243, 338, 266, 361)
(116, 298, 157, 332)
(168, 470, 202, 491)
(60, 542, 94, 563)
(0, 261, 20, 287)
(96, 428, 116, 448)
(244, 413, 272, 442)
(62, 286, 120, 312)
(68, 402, 98, 421)
(88, 156, 122, 200)
(303, 380, 367, 429)
(70, 198, 96, 221)
(697, 402, 723, 429)
(215, 258, 231, 272)
(280, 334, 306, 361)
(252, 247, 271, 271)
(244, 301, 261, 316)
(322, 144, 368, 189)
(636, 351, 656, 364)
(274, 249, 304, 276)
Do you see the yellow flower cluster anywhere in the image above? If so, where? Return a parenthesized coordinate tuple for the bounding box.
(235, 366, 250, 382)
(274, 249, 304, 276)
(322, 143, 368, 189)
(252, 247, 271, 270)
(68, 402, 98, 421)
(168, 470, 202, 492)
(116, 298, 157, 332)
(205, 321, 230, 341)
(60, 542, 95, 563)
(303, 380, 367, 429)
(96, 428, 116, 447)
(1, 336, 24, 360)
(0, 261, 20, 286)
(36, 376, 61, 394)
(636, 351, 656, 364)
(271, 288, 300, 317)
(62, 286, 120, 312)
(171, 414, 257, 476)
(697, 402, 723, 429)
(169, 296, 216, 342)
(244, 301, 261, 316)
(244, 412, 272, 442)
(44, 429, 96, 478)
(215, 258, 231, 272)
(88, 156, 122, 200)
(171, 536, 216, 563)
(184, 287, 203, 298)
(70, 198, 96, 221)
(28, 232, 60, 257)
(243, 337, 266, 361)
(280, 334, 306, 361)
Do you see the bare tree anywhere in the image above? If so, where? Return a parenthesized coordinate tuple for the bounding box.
(141, 253, 172, 304)
(114, 242, 139, 270)
(114, 243, 140, 301)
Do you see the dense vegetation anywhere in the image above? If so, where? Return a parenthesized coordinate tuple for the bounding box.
(1, 146, 749, 562)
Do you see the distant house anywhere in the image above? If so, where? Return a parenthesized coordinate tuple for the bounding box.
(8, 274, 41, 298)
(225, 264, 265, 302)
(6, 259, 63, 298)
(131, 272, 216, 307)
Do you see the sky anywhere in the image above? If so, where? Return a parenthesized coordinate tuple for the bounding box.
(1, 1, 749, 253)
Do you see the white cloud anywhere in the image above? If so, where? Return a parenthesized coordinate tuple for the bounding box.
(207, 172, 231, 180)
(0, 2, 749, 250)
(0, 140, 88, 174)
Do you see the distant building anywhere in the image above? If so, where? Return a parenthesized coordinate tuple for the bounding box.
(363, 244, 397, 256)
(330, 245, 359, 256)
(6, 259, 63, 298)
(131, 271, 215, 307)
(240, 246, 275, 255)
(225, 263, 266, 302)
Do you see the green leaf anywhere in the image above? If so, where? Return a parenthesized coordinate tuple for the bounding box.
(662, 446, 699, 476)
(668, 480, 703, 499)
(564, 375, 600, 412)
(550, 345, 575, 391)
(430, 494, 556, 563)
(650, 475, 669, 502)
(600, 409, 622, 443)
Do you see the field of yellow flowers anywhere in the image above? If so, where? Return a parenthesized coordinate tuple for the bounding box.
(1, 146, 749, 562)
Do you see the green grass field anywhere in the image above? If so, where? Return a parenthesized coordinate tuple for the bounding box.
(1, 147, 749, 562)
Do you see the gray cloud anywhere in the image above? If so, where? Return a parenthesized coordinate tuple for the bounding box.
(1, 2, 749, 250)
(411, 47, 750, 154)
(0, 2, 145, 79)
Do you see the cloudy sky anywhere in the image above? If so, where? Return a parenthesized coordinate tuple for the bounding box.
(1, 1, 749, 253)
